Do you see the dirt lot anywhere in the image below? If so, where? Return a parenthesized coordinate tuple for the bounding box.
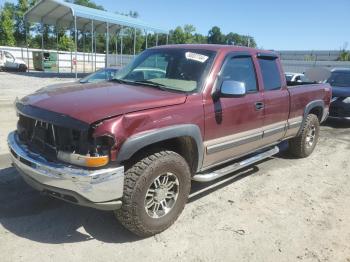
(0, 72, 349, 262)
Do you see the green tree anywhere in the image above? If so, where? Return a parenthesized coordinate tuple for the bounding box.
(58, 34, 75, 51)
(67, 0, 104, 10)
(0, 3, 16, 46)
(225, 32, 256, 47)
(170, 24, 197, 44)
(193, 33, 207, 44)
(338, 42, 350, 61)
(208, 26, 225, 44)
(13, 0, 34, 46)
(338, 51, 350, 61)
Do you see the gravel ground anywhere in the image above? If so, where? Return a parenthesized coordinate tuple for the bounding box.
(0, 72, 350, 262)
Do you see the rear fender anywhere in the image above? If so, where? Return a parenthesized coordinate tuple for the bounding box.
(297, 100, 325, 135)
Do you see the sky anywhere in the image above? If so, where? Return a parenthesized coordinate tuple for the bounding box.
(1, 0, 349, 50)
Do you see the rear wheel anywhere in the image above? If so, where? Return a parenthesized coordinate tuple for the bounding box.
(115, 150, 191, 237)
(288, 114, 320, 158)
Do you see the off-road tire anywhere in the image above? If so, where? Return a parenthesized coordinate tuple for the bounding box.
(115, 150, 191, 237)
(288, 114, 320, 158)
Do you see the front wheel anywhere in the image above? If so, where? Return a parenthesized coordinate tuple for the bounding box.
(115, 150, 191, 237)
(288, 114, 320, 158)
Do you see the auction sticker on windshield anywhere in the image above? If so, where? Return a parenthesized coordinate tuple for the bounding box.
(185, 52, 209, 63)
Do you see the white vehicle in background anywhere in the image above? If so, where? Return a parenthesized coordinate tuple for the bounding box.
(285, 72, 308, 83)
(0, 50, 27, 72)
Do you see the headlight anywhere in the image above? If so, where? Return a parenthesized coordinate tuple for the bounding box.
(342, 97, 350, 104)
(57, 135, 115, 168)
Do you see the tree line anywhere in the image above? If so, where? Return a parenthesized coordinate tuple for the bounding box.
(0, 0, 257, 54)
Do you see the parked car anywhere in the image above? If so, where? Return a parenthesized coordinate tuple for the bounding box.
(285, 72, 308, 83)
(35, 67, 120, 92)
(327, 68, 350, 119)
(79, 67, 119, 83)
(8, 45, 331, 237)
(0, 50, 27, 72)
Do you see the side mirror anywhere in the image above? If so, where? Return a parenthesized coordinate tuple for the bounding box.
(220, 80, 246, 98)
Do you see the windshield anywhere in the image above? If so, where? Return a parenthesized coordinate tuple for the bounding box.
(80, 68, 118, 83)
(327, 71, 350, 87)
(113, 48, 216, 93)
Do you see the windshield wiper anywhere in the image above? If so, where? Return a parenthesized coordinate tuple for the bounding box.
(111, 78, 169, 91)
(133, 80, 168, 91)
(110, 78, 133, 84)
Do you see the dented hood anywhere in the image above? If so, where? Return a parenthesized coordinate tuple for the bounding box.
(20, 81, 187, 124)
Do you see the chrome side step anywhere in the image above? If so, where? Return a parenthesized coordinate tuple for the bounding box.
(192, 146, 279, 182)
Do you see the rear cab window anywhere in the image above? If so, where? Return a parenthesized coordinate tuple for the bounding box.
(258, 55, 282, 91)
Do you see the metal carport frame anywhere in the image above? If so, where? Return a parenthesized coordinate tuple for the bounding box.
(24, 0, 169, 78)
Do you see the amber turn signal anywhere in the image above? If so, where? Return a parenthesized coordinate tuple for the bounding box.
(85, 155, 109, 167)
(57, 151, 109, 168)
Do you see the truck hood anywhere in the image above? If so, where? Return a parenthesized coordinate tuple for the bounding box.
(331, 86, 350, 98)
(20, 81, 187, 124)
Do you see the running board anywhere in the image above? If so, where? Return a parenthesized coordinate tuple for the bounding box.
(192, 146, 279, 182)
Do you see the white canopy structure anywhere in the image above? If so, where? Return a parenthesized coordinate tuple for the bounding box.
(24, 0, 169, 77)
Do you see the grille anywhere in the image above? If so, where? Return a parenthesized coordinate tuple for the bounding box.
(17, 114, 89, 160)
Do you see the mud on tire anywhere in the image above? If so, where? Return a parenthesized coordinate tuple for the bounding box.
(115, 150, 191, 237)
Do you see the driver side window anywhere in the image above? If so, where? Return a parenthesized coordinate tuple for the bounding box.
(4, 51, 15, 61)
(221, 56, 258, 93)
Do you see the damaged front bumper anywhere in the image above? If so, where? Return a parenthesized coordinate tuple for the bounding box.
(7, 131, 124, 211)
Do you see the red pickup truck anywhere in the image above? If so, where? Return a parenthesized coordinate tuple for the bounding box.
(8, 45, 331, 236)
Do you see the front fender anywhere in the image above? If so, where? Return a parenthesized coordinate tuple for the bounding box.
(116, 124, 204, 171)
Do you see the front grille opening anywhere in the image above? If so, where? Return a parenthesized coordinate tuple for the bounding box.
(17, 114, 91, 160)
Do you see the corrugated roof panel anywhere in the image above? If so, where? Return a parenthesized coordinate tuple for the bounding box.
(24, 0, 168, 33)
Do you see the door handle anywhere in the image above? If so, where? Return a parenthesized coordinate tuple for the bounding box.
(255, 102, 264, 110)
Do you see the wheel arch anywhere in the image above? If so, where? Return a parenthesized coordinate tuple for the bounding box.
(116, 124, 204, 174)
(297, 100, 324, 136)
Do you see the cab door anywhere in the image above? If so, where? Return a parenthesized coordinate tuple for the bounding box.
(256, 54, 289, 145)
(203, 52, 265, 168)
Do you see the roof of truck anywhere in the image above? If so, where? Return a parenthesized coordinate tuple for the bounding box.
(151, 44, 276, 54)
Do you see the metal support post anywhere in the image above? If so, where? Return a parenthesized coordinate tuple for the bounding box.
(91, 20, 94, 72)
(25, 20, 29, 71)
(56, 25, 59, 73)
(83, 31, 85, 73)
(133, 28, 137, 56)
(145, 30, 148, 49)
(106, 22, 109, 67)
(115, 33, 118, 66)
(120, 27, 123, 67)
(74, 16, 77, 78)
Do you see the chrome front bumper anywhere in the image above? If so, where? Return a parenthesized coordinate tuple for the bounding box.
(7, 131, 124, 210)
